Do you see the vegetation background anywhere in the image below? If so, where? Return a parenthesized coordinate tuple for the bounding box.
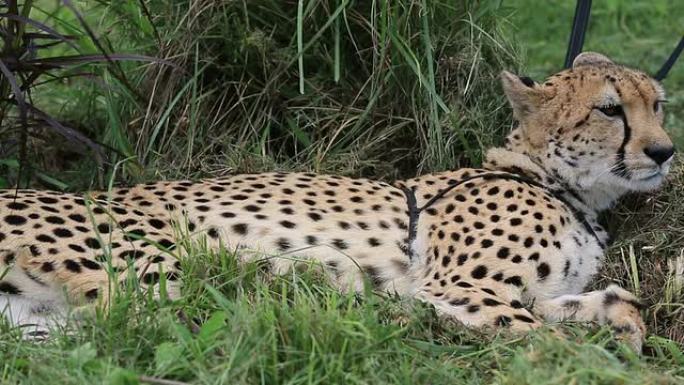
(0, 0, 683, 384)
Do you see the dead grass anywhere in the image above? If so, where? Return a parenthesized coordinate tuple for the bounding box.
(598, 162, 684, 343)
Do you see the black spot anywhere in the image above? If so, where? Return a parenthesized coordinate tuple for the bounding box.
(306, 235, 318, 245)
(474, 289, 493, 298)
(483, 298, 501, 306)
(41, 261, 55, 272)
(208, 228, 220, 239)
(280, 220, 297, 229)
(37, 197, 58, 204)
(45, 216, 65, 225)
(64, 259, 82, 273)
(6, 202, 27, 210)
(441, 254, 451, 267)
(362, 265, 385, 287)
(368, 238, 381, 247)
(466, 305, 480, 313)
(119, 250, 145, 260)
(142, 272, 160, 285)
(0, 282, 21, 294)
(486, 186, 500, 195)
(80, 258, 101, 270)
(159, 239, 175, 249)
(53, 228, 74, 238)
(97, 223, 112, 233)
(149, 219, 166, 230)
(276, 238, 291, 251)
(518, 76, 535, 87)
(495, 315, 513, 326)
(232, 223, 248, 235)
(504, 276, 523, 287)
(331, 239, 348, 250)
(68, 244, 86, 252)
(244, 205, 261, 212)
(119, 219, 137, 228)
(471, 265, 488, 279)
(84, 238, 101, 249)
(496, 247, 510, 259)
(457, 253, 468, 265)
(85, 288, 99, 300)
(537, 263, 550, 280)
(68, 214, 86, 223)
(36, 234, 57, 243)
(514, 314, 536, 323)
(4, 215, 26, 225)
(449, 298, 470, 306)
(603, 291, 620, 306)
(524, 237, 534, 248)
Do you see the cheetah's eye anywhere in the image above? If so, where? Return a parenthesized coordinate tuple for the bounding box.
(596, 104, 623, 117)
(654, 100, 667, 113)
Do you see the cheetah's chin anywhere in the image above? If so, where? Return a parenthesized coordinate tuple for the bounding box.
(627, 171, 667, 191)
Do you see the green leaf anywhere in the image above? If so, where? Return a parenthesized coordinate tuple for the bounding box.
(69, 342, 97, 368)
(107, 368, 140, 385)
(154, 342, 184, 372)
(198, 310, 228, 344)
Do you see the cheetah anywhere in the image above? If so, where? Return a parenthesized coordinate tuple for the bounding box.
(0, 52, 674, 350)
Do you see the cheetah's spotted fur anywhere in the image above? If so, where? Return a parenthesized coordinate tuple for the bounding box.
(0, 53, 674, 350)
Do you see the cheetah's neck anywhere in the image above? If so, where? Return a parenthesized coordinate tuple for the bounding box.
(483, 145, 622, 215)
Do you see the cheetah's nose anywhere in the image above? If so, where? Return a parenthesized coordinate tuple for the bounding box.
(644, 145, 675, 165)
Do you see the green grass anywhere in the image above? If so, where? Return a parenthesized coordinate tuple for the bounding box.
(1, 245, 683, 384)
(2, 0, 684, 384)
(5, 0, 521, 188)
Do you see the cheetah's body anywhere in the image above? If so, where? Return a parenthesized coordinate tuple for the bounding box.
(0, 52, 674, 349)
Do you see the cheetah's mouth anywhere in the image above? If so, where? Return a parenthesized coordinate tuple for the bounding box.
(628, 166, 668, 189)
(625, 156, 673, 185)
(639, 172, 663, 181)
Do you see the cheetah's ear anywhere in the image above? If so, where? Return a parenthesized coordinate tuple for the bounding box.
(500, 71, 543, 121)
(572, 52, 613, 68)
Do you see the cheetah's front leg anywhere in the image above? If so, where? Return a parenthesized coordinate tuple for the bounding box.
(533, 284, 646, 351)
(414, 278, 543, 333)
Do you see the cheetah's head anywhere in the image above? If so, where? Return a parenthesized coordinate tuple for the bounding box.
(498, 52, 674, 208)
